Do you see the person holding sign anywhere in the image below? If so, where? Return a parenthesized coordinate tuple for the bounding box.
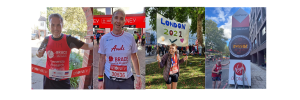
(36, 13, 93, 89)
(156, 43, 188, 89)
(211, 60, 230, 89)
(98, 9, 142, 89)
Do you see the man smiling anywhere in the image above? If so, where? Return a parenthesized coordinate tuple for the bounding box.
(36, 13, 93, 89)
(98, 9, 142, 89)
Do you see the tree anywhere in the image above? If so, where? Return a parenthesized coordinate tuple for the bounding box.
(145, 7, 205, 54)
(136, 28, 141, 33)
(150, 34, 155, 44)
(47, 7, 87, 40)
(205, 19, 228, 53)
(224, 45, 230, 57)
(122, 28, 128, 31)
(93, 8, 105, 15)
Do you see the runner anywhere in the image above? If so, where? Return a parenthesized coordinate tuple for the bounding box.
(98, 9, 142, 89)
(142, 34, 145, 46)
(211, 60, 230, 89)
(156, 43, 188, 89)
(134, 31, 138, 44)
(36, 13, 93, 89)
(96, 33, 100, 45)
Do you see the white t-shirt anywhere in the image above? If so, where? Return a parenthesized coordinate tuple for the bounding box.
(98, 31, 138, 80)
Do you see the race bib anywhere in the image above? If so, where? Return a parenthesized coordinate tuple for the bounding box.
(49, 70, 72, 79)
(109, 65, 127, 79)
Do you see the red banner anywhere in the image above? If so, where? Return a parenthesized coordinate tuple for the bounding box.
(71, 66, 91, 77)
(32, 64, 49, 77)
(97, 30, 104, 33)
(93, 14, 145, 28)
(31, 64, 91, 78)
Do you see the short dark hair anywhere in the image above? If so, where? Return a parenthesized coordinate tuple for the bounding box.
(170, 43, 177, 48)
(48, 13, 63, 24)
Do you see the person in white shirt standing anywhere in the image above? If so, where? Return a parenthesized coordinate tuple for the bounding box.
(97, 9, 142, 89)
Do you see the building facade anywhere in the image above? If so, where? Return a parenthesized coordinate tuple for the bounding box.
(37, 16, 49, 39)
(249, 7, 266, 66)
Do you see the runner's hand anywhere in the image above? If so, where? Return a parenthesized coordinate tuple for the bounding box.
(184, 56, 188, 61)
(36, 48, 45, 58)
(98, 81, 104, 89)
(156, 55, 161, 62)
(135, 77, 142, 89)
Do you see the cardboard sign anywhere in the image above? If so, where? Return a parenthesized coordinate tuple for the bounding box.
(228, 60, 251, 86)
(156, 13, 190, 46)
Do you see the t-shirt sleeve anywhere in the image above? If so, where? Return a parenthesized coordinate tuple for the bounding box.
(66, 35, 85, 49)
(131, 36, 138, 53)
(98, 36, 106, 54)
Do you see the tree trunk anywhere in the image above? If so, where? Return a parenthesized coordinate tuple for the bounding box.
(197, 9, 204, 55)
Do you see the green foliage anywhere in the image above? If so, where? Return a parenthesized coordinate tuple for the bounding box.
(145, 55, 205, 89)
(205, 19, 228, 53)
(93, 8, 105, 15)
(47, 7, 87, 40)
(138, 28, 142, 33)
(69, 51, 83, 89)
(122, 28, 127, 31)
(224, 45, 230, 56)
(150, 34, 155, 44)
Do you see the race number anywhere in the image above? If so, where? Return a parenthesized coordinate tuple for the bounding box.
(109, 65, 127, 79)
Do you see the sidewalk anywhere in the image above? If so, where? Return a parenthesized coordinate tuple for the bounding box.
(226, 62, 266, 89)
(31, 39, 47, 89)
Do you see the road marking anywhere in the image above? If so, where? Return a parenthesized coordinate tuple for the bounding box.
(223, 83, 228, 89)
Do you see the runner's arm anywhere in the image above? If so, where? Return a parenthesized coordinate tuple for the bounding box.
(80, 43, 93, 50)
(36, 36, 49, 58)
(159, 54, 168, 68)
(211, 65, 218, 74)
(99, 54, 105, 76)
(221, 61, 230, 66)
(131, 53, 140, 75)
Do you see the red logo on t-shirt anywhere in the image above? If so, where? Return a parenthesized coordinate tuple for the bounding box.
(109, 56, 113, 61)
(111, 45, 125, 52)
(233, 62, 246, 76)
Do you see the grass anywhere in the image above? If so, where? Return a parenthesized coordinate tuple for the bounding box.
(146, 55, 205, 89)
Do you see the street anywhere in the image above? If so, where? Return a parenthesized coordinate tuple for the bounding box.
(205, 59, 230, 89)
(205, 59, 266, 89)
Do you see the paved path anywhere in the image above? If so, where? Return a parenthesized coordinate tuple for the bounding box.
(205, 59, 230, 89)
(31, 39, 46, 89)
(205, 59, 266, 89)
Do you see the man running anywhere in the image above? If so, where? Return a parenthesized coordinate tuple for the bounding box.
(142, 34, 145, 46)
(134, 31, 138, 44)
(36, 13, 93, 89)
(98, 9, 142, 89)
(211, 60, 230, 89)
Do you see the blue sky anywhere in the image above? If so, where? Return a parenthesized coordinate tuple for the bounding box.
(205, 7, 251, 46)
